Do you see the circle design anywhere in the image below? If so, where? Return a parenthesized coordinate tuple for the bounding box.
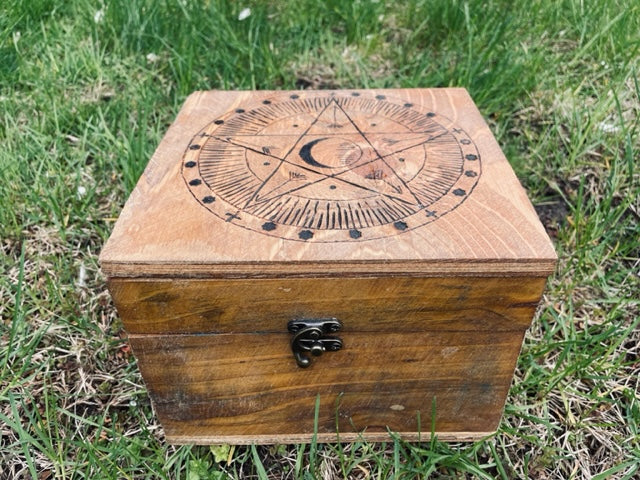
(182, 91, 481, 242)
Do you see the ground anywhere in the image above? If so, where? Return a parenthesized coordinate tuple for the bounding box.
(1, 0, 639, 478)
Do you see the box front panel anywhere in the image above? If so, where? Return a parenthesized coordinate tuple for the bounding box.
(130, 329, 525, 443)
(112, 276, 546, 443)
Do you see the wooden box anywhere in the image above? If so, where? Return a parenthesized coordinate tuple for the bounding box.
(100, 88, 556, 444)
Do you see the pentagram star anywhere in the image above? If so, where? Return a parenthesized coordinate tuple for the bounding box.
(182, 91, 482, 241)
(212, 97, 451, 212)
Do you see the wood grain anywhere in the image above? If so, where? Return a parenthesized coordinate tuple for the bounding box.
(164, 432, 493, 445)
(131, 329, 525, 443)
(99, 88, 556, 278)
(109, 276, 547, 335)
(110, 275, 545, 443)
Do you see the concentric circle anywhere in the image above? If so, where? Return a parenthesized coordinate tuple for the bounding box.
(182, 92, 481, 242)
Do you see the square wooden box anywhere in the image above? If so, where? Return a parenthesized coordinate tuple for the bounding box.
(100, 88, 556, 444)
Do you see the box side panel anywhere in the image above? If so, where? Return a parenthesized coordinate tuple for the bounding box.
(109, 276, 547, 334)
(129, 329, 526, 443)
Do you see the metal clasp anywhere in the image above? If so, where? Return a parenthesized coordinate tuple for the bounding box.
(287, 318, 343, 368)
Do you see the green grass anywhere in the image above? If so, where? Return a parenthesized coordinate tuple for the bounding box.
(1, 0, 639, 478)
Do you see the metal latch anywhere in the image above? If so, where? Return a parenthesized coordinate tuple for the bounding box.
(287, 318, 343, 368)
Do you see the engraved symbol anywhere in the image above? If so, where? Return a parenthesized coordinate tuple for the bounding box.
(364, 169, 385, 180)
(182, 92, 481, 242)
(299, 138, 330, 168)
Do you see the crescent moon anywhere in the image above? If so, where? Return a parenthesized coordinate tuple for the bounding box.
(299, 138, 330, 168)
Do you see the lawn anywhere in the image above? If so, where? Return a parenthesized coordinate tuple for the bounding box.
(1, 0, 639, 478)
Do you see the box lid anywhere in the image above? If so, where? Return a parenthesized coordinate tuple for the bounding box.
(100, 88, 556, 278)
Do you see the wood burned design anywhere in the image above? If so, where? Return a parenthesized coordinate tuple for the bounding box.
(182, 92, 481, 242)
